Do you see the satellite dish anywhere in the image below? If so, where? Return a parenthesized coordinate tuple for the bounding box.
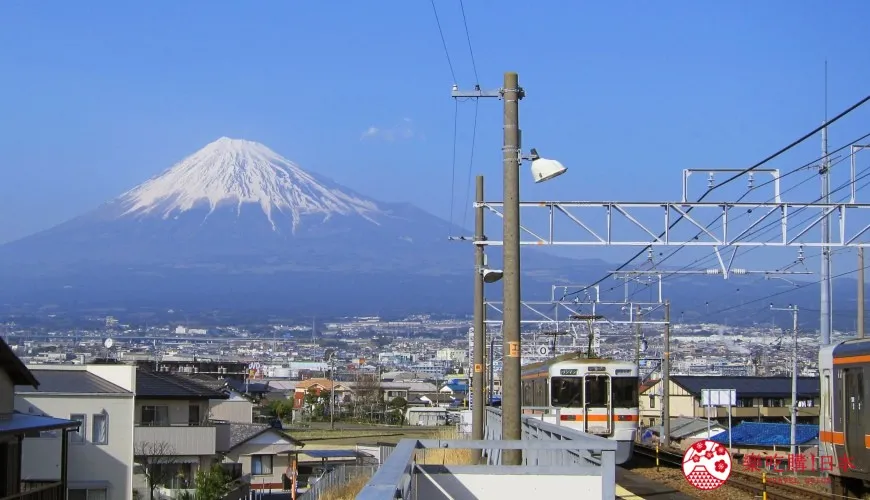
(104, 338, 114, 349)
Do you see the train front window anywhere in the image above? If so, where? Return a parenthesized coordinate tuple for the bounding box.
(611, 377, 638, 407)
(550, 377, 582, 407)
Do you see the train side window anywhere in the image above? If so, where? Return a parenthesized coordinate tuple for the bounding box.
(551, 377, 583, 408)
(612, 377, 638, 407)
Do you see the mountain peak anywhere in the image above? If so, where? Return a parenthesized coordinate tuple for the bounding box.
(117, 137, 382, 230)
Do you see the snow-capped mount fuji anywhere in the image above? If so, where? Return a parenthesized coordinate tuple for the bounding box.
(0, 137, 470, 275)
(0, 137, 592, 315)
(117, 137, 383, 231)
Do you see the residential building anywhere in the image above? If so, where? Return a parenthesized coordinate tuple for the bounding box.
(0, 337, 80, 500)
(133, 369, 228, 497)
(219, 423, 302, 491)
(209, 391, 254, 424)
(639, 376, 820, 428)
(15, 364, 136, 500)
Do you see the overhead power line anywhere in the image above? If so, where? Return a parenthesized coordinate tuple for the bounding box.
(566, 94, 870, 298)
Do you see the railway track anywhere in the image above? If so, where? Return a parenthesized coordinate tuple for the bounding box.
(632, 443, 830, 500)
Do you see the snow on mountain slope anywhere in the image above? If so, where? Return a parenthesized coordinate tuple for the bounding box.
(119, 137, 383, 231)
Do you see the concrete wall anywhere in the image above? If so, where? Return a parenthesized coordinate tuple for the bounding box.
(16, 393, 135, 500)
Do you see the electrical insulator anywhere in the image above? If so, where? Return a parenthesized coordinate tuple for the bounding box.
(747, 172, 754, 189)
(707, 173, 715, 189)
(705, 269, 721, 274)
(731, 269, 748, 275)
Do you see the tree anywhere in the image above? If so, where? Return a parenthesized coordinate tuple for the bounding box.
(195, 464, 232, 500)
(134, 441, 178, 500)
(388, 396, 408, 425)
(353, 374, 382, 422)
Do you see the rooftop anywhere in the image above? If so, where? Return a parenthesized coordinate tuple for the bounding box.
(18, 370, 130, 395)
(670, 375, 820, 397)
(0, 411, 81, 436)
(136, 370, 228, 400)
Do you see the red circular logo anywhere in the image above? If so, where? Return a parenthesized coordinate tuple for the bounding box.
(682, 439, 732, 490)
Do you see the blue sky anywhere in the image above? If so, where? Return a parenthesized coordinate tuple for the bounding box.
(1, 0, 869, 274)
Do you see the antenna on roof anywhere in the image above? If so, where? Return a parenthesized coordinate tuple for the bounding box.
(103, 338, 114, 361)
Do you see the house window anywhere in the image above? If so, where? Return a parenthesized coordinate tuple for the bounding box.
(188, 405, 201, 426)
(764, 398, 784, 408)
(251, 455, 273, 475)
(797, 398, 816, 408)
(648, 395, 656, 409)
(141, 406, 169, 426)
(69, 414, 86, 443)
(92, 412, 108, 445)
(69, 489, 107, 500)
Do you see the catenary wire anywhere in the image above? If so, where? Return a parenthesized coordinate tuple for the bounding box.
(573, 152, 856, 301)
(623, 159, 870, 303)
(429, 0, 457, 84)
(457, 0, 479, 85)
(563, 95, 870, 298)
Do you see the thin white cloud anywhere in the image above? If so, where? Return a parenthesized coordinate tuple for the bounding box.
(361, 118, 416, 141)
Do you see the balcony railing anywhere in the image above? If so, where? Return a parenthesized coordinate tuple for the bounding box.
(134, 425, 217, 455)
(0, 482, 64, 500)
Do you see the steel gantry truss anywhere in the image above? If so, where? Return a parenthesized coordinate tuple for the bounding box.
(476, 201, 870, 247)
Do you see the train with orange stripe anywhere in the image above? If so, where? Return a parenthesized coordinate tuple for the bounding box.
(819, 337, 870, 499)
(521, 352, 638, 464)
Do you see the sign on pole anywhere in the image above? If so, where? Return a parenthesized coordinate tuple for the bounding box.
(701, 389, 736, 407)
(701, 388, 736, 451)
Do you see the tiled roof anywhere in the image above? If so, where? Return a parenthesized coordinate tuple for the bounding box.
(136, 370, 228, 400)
(180, 374, 228, 391)
(226, 423, 303, 450)
(18, 370, 130, 394)
(228, 423, 270, 449)
(711, 422, 818, 447)
(672, 376, 819, 398)
(0, 337, 38, 387)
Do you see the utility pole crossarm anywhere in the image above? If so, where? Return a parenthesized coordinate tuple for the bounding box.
(452, 87, 503, 99)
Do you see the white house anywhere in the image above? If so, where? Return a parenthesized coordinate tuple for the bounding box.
(15, 363, 137, 500)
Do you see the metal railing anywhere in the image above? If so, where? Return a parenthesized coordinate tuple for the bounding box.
(357, 408, 618, 500)
(297, 464, 378, 500)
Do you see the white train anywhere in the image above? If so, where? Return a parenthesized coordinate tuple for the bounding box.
(521, 353, 638, 464)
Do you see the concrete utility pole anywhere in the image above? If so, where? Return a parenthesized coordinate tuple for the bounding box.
(821, 125, 833, 346)
(662, 301, 671, 447)
(860, 247, 865, 339)
(472, 175, 486, 457)
(501, 71, 524, 465)
(771, 304, 799, 460)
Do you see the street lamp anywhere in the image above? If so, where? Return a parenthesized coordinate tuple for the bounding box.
(528, 148, 567, 183)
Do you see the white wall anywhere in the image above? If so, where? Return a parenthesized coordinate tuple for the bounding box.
(135, 399, 209, 425)
(87, 365, 137, 392)
(209, 399, 253, 423)
(16, 393, 135, 500)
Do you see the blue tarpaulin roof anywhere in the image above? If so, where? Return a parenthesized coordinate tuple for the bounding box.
(710, 422, 818, 447)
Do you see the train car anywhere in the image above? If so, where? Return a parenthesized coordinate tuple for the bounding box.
(819, 338, 870, 499)
(521, 352, 638, 464)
